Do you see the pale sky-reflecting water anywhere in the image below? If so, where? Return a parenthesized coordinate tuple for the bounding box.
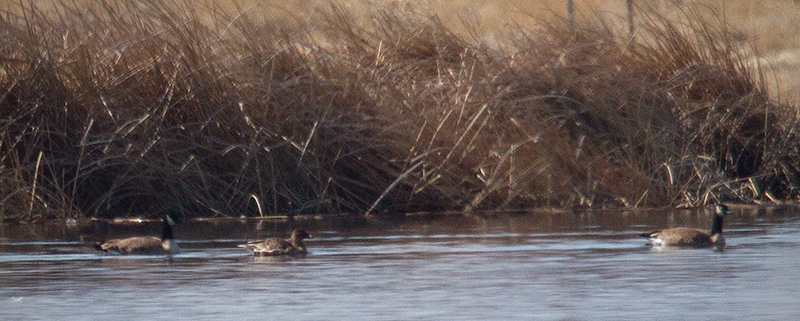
(1, 207, 799, 320)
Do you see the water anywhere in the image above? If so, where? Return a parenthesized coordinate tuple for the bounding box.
(2, 207, 800, 320)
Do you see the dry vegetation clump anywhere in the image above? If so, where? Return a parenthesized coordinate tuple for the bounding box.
(0, 0, 796, 222)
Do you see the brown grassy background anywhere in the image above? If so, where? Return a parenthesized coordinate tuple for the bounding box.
(0, 0, 798, 222)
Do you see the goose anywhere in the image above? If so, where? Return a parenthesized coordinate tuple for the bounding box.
(93, 215, 180, 255)
(639, 204, 727, 249)
(239, 228, 313, 256)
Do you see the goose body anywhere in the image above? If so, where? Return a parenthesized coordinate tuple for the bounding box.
(94, 216, 180, 255)
(640, 204, 727, 249)
(239, 229, 313, 256)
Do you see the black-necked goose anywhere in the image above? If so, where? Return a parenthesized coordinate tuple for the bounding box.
(239, 228, 313, 256)
(639, 204, 727, 249)
(93, 215, 180, 255)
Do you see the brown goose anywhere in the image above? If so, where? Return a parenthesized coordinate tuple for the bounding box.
(239, 229, 313, 256)
(93, 215, 180, 255)
(639, 204, 727, 249)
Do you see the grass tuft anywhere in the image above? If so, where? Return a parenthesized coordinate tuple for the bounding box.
(0, 0, 796, 222)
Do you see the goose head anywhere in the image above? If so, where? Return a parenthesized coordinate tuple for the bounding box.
(290, 229, 313, 244)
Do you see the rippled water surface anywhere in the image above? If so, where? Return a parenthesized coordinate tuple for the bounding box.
(2, 207, 800, 320)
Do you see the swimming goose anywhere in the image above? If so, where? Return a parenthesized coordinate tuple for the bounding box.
(93, 215, 180, 255)
(639, 204, 727, 249)
(239, 228, 313, 256)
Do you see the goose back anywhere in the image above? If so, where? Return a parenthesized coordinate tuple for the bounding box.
(240, 229, 313, 256)
(639, 204, 727, 248)
(642, 227, 713, 247)
(93, 215, 180, 255)
(95, 236, 165, 254)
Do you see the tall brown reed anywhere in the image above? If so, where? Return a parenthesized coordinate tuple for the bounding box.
(0, 0, 795, 222)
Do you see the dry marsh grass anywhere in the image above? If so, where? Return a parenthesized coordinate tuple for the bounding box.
(0, 0, 798, 222)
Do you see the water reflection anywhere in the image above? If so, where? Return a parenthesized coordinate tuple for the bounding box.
(1, 208, 799, 320)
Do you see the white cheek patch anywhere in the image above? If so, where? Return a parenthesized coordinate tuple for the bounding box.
(649, 237, 665, 246)
(163, 239, 180, 253)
